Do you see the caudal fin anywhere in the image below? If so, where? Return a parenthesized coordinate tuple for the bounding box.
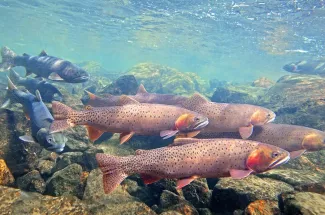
(0, 47, 17, 71)
(49, 101, 75, 133)
(96, 153, 129, 194)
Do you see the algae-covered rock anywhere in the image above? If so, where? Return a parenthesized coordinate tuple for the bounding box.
(83, 168, 157, 215)
(160, 190, 198, 215)
(122, 178, 156, 206)
(17, 170, 46, 194)
(99, 75, 138, 95)
(182, 178, 211, 208)
(127, 63, 208, 96)
(0, 159, 14, 186)
(245, 200, 280, 215)
(252, 77, 275, 88)
(258, 169, 325, 187)
(46, 163, 83, 197)
(0, 185, 89, 214)
(211, 175, 293, 212)
(279, 191, 325, 214)
(36, 159, 55, 176)
(211, 84, 266, 104)
(54, 152, 85, 171)
(294, 182, 325, 194)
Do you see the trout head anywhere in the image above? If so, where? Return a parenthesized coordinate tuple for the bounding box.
(302, 133, 325, 151)
(36, 128, 67, 152)
(246, 144, 290, 173)
(175, 113, 209, 132)
(63, 65, 89, 83)
(250, 108, 276, 126)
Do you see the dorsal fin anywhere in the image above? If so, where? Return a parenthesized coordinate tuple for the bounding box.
(168, 138, 198, 147)
(85, 90, 99, 101)
(137, 84, 148, 94)
(39, 50, 48, 56)
(182, 93, 209, 107)
(117, 95, 140, 106)
(35, 90, 42, 102)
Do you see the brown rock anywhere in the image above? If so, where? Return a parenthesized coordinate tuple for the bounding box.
(245, 200, 280, 215)
(0, 159, 14, 186)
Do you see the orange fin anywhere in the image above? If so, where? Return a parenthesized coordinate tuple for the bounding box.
(169, 138, 197, 147)
(141, 174, 160, 185)
(120, 132, 135, 144)
(229, 169, 253, 179)
(239, 124, 253, 139)
(23, 107, 30, 120)
(85, 90, 98, 101)
(176, 176, 198, 189)
(86, 126, 104, 142)
(137, 84, 148, 94)
(290, 149, 306, 159)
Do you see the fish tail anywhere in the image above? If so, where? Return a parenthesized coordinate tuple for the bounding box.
(96, 153, 129, 194)
(9, 69, 22, 83)
(0, 47, 17, 72)
(49, 101, 75, 133)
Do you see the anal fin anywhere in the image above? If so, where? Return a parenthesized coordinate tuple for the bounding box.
(141, 174, 160, 185)
(290, 149, 306, 159)
(176, 176, 198, 189)
(86, 126, 104, 142)
(239, 124, 253, 139)
(120, 132, 135, 144)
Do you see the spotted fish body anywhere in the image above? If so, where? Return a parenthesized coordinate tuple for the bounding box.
(215, 123, 325, 159)
(50, 96, 209, 143)
(96, 138, 290, 194)
(283, 60, 325, 75)
(0, 47, 89, 83)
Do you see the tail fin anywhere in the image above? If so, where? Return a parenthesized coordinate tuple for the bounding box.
(0, 47, 16, 71)
(9, 69, 22, 83)
(96, 153, 129, 194)
(49, 101, 75, 133)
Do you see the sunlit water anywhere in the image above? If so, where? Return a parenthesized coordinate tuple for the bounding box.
(1, 0, 325, 82)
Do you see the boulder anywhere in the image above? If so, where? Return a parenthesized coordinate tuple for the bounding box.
(182, 178, 211, 208)
(0, 159, 14, 186)
(294, 182, 325, 194)
(211, 175, 293, 213)
(17, 170, 46, 194)
(36, 159, 55, 176)
(279, 191, 325, 214)
(54, 152, 85, 172)
(99, 75, 138, 95)
(245, 200, 280, 215)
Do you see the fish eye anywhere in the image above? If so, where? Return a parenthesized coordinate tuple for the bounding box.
(194, 117, 200, 121)
(271, 152, 279, 158)
(47, 137, 52, 143)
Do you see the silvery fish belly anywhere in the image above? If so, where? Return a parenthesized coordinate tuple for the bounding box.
(96, 138, 290, 194)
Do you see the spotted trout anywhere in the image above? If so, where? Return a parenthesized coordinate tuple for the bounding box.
(283, 60, 325, 76)
(82, 85, 275, 139)
(0, 47, 89, 83)
(96, 138, 290, 194)
(50, 95, 209, 144)
(3, 77, 67, 152)
(214, 123, 325, 159)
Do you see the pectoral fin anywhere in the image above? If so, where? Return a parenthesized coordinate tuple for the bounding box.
(140, 174, 160, 185)
(239, 124, 253, 139)
(229, 169, 253, 179)
(290, 149, 306, 159)
(49, 72, 64, 81)
(19, 135, 35, 143)
(160, 130, 179, 139)
(86, 126, 104, 142)
(119, 132, 135, 144)
(176, 176, 198, 189)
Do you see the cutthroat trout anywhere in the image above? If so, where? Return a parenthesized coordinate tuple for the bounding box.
(283, 60, 325, 76)
(50, 96, 209, 144)
(215, 123, 325, 159)
(82, 85, 276, 139)
(96, 138, 290, 194)
(0, 47, 89, 83)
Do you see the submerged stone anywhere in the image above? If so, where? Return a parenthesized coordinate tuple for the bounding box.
(54, 152, 85, 172)
(36, 159, 55, 176)
(0, 159, 14, 186)
(279, 191, 325, 214)
(17, 170, 46, 194)
(182, 178, 211, 208)
(100, 75, 138, 95)
(245, 200, 280, 215)
(211, 175, 293, 213)
(160, 190, 198, 215)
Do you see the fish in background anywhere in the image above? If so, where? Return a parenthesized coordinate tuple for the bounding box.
(50, 95, 209, 144)
(283, 60, 325, 76)
(0, 46, 89, 83)
(96, 138, 290, 194)
(9, 69, 63, 102)
(80, 84, 188, 107)
(2, 77, 67, 152)
(207, 123, 325, 159)
(82, 84, 275, 139)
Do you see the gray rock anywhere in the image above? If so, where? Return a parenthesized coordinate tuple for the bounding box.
(46, 163, 83, 197)
(279, 191, 325, 214)
(16, 170, 46, 194)
(36, 160, 55, 176)
(82, 147, 104, 171)
(122, 179, 156, 206)
(100, 75, 138, 95)
(258, 169, 325, 186)
(65, 138, 89, 152)
(182, 178, 211, 208)
(160, 190, 198, 215)
(211, 175, 293, 212)
(54, 152, 85, 171)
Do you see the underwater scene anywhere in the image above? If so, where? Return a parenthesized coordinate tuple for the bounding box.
(1, 0, 325, 214)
